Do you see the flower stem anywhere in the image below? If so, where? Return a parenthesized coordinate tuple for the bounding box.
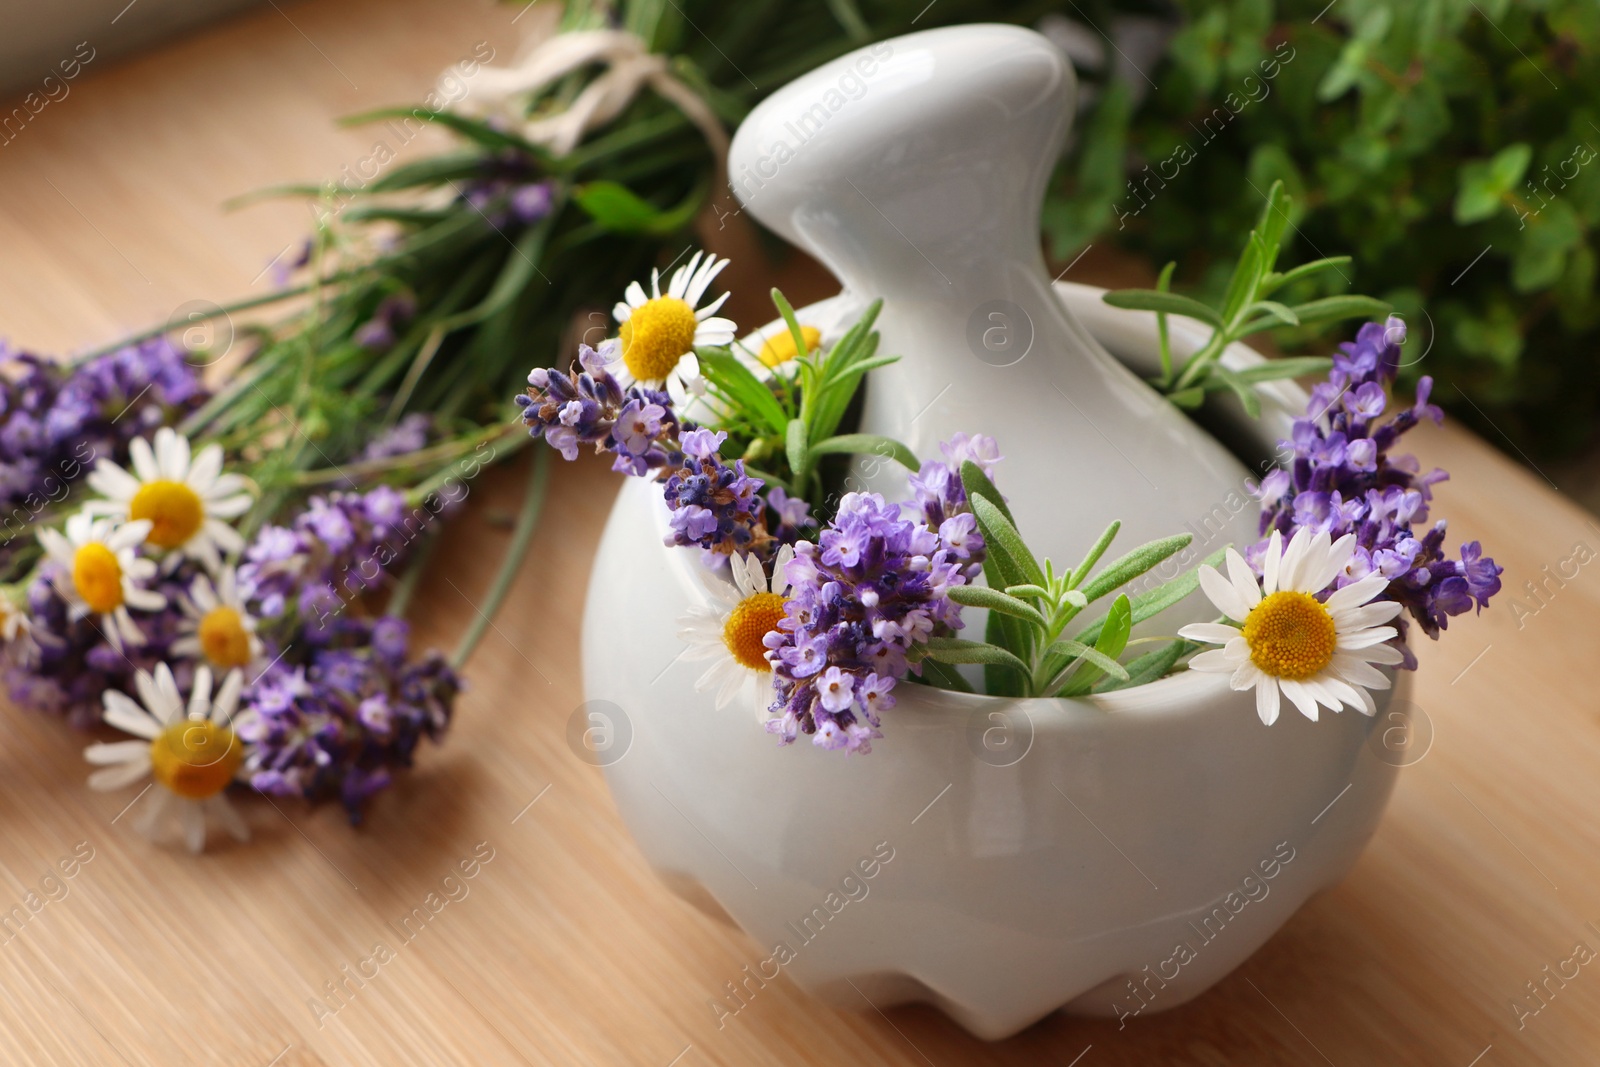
(450, 449, 551, 670)
(70, 284, 316, 366)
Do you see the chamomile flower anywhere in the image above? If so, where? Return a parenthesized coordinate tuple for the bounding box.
(678, 545, 793, 716)
(609, 251, 737, 406)
(85, 663, 249, 853)
(37, 512, 164, 650)
(85, 427, 253, 571)
(1179, 528, 1404, 725)
(755, 323, 821, 369)
(171, 566, 264, 671)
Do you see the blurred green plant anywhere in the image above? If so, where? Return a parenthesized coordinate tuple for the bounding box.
(1048, 0, 1600, 459)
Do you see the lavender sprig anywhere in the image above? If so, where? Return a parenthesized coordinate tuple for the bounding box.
(1253, 317, 1502, 658)
(517, 343, 786, 563)
(764, 471, 987, 753)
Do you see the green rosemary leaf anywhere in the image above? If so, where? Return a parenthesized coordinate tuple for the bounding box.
(697, 349, 788, 434)
(572, 179, 701, 236)
(1070, 520, 1121, 588)
(922, 638, 1030, 676)
(959, 460, 1015, 525)
(1041, 639, 1129, 683)
(1288, 295, 1392, 327)
(917, 659, 974, 694)
(1210, 365, 1263, 419)
(971, 496, 1045, 588)
(1073, 547, 1225, 647)
(1260, 256, 1353, 295)
(1056, 594, 1133, 696)
(1078, 533, 1194, 604)
(947, 585, 1049, 628)
(1101, 289, 1224, 327)
(785, 417, 809, 480)
(1225, 357, 1334, 383)
(1247, 299, 1300, 326)
(1098, 639, 1194, 693)
(808, 433, 920, 472)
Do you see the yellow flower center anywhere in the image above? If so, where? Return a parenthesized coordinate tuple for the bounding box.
(150, 719, 242, 799)
(758, 325, 821, 368)
(198, 607, 253, 669)
(722, 592, 787, 672)
(1241, 590, 1337, 681)
(71, 543, 125, 614)
(620, 296, 698, 382)
(129, 479, 204, 549)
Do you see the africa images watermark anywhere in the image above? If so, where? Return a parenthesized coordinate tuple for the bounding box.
(719, 41, 896, 229)
(0, 841, 97, 949)
(308, 840, 497, 1027)
(1508, 920, 1600, 1031)
(708, 840, 896, 1029)
(1113, 40, 1297, 230)
(1113, 839, 1296, 1027)
(0, 41, 97, 148)
(309, 41, 497, 225)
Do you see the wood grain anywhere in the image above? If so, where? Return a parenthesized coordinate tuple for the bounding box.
(2, 2, 1598, 1064)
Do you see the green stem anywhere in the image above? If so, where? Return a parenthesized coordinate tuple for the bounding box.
(294, 420, 519, 487)
(71, 284, 316, 366)
(450, 449, 551, 670)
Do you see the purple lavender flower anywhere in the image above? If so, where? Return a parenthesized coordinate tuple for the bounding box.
(658, 449, 771, 562)
(518, 341, 683, 474)
(458, 156, 557, 229)
(521, 347, 781, 562)
(237, 616, 459, 823)
(765, 486, 812, 541)
(765, 468, 988, 753)
(236, 486, 438, 640)
(1253, 317, 1503, 655)
(353, 293, 417, 351)
(360, 413, 432, 461)
(0, 340, 208, 575)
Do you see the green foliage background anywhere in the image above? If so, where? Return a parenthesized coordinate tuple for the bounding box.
(1047, 0, 1600, 459)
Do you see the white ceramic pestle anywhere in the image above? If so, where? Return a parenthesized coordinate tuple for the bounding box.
(728, 25, 1262, 619)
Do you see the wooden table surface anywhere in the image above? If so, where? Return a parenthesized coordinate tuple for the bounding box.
(3, 2, 1598, 1064)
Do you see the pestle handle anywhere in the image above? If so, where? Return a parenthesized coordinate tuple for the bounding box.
(729, 24, 1074, 298)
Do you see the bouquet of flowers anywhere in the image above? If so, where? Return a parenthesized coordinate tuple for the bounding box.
(518, 214, 1503, 752)
(0, 339, 467, 851)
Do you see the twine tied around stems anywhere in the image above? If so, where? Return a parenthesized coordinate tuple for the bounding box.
(443, 29, 729, 164)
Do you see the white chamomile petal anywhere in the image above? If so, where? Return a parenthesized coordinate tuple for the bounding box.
(93, 663, 247, 853)
(677, 551, 788, 721)
(1179, 622, 1242, 645)
(89, 760, 153, 792)
(1224, 548, 1262, 612)
(1263, 528, 1293, 593)
(1336, 626, 1399, 650)
(1325, 574, 1391, 612)
(1188, 647, 1236, 673)
(129, 437, 159, 481)
(82, 427, 256, 567)
(1278, 679, 1320, 721)
(1197, 563, 1249, 622)
(1182, 531, 1406, 728)
(1330, 601, 1403, 631)
(85, 740, 151, 766)
(1255, 678, 1281, 725)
